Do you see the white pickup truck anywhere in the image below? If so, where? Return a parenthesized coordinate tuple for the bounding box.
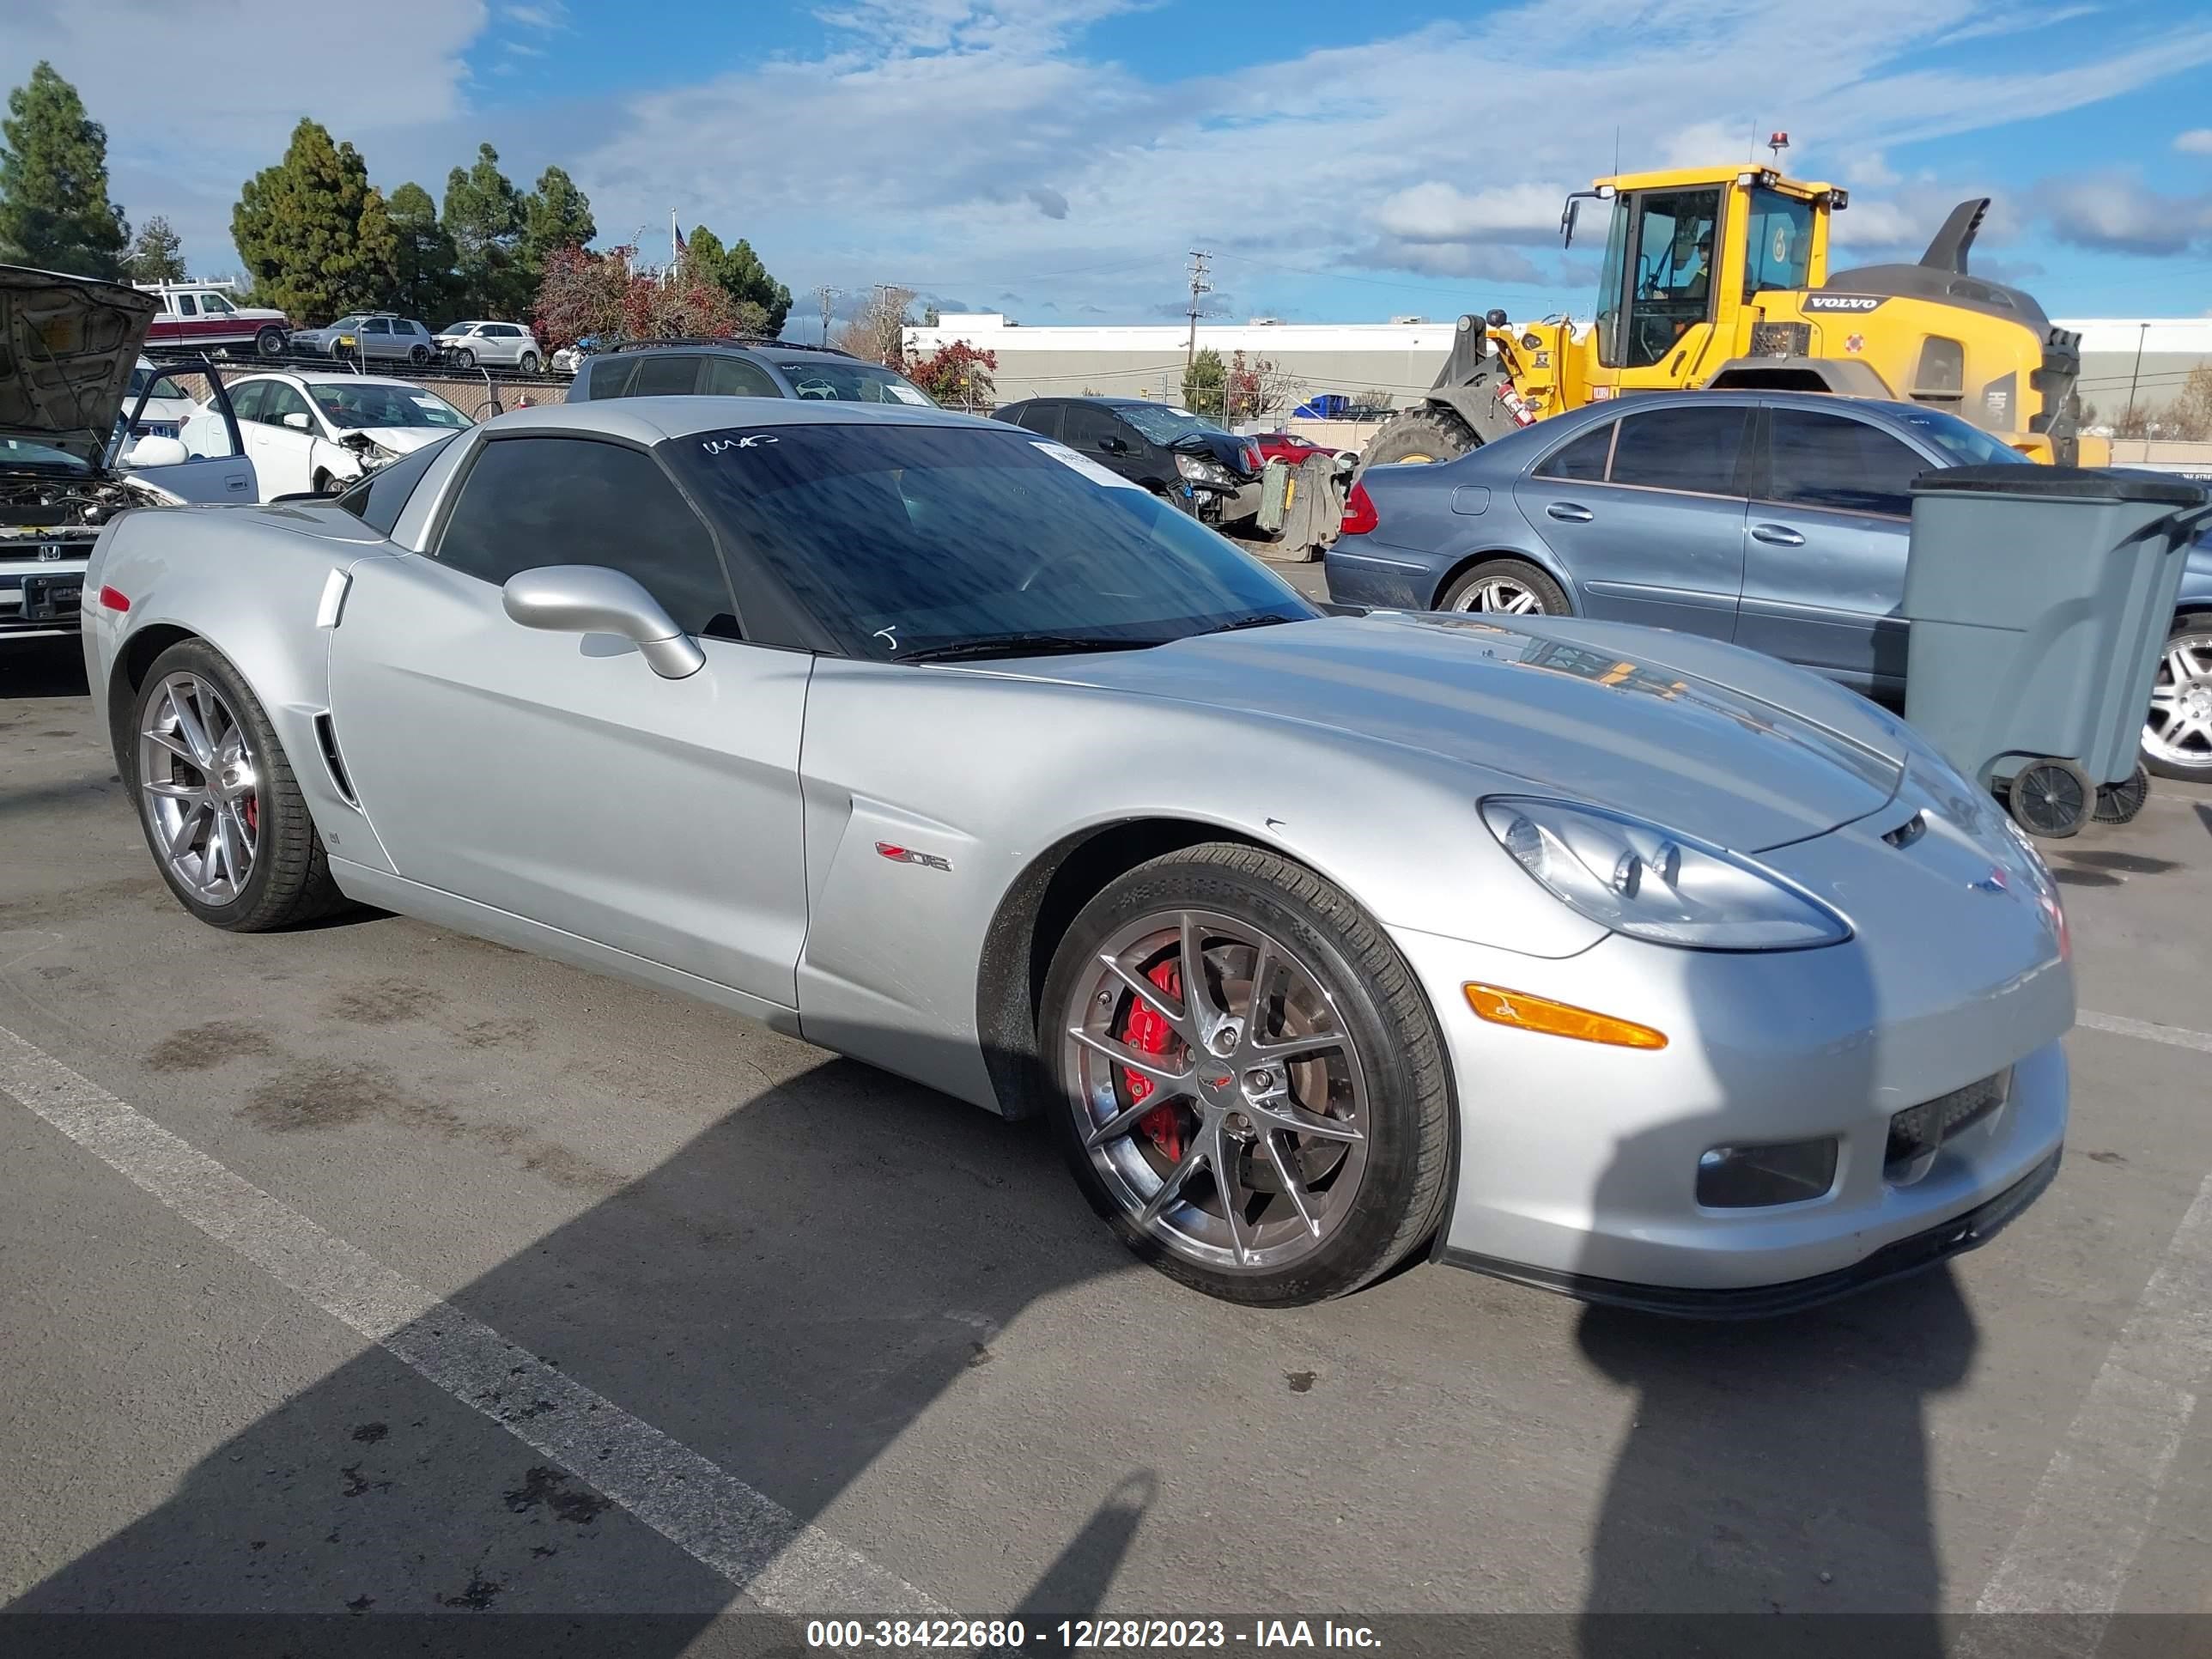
(137, 280, 289, 359)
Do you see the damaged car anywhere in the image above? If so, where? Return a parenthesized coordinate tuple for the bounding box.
(219, 370, 473, 499)
(2, 264, 255, 643)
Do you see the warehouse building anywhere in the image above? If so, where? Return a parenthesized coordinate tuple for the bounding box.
(903, 311, 2212, 424)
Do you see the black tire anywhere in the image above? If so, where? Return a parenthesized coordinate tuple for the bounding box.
(1039, 843, 1454, 1305)
(453, 347, 477, 371)
(518, 351, 540, 374)
(1438, 556, 1571, 617)
(312, 470, 337, 496)
(2007, 757, 2093, 841)
(1361, 404, 1480, 468)
(127, 640, 345, 932)
(2142, 613, 2212, 782)
(2094, 763, 2151, 825)
(409, 343, 431, 366)
(255, 326, 285, 359)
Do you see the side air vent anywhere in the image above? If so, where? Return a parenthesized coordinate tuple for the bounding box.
(313, 712, 357, 806)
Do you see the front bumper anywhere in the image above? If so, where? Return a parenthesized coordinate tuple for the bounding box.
(1389, 801, 2074, 1314)
(1, 553, 91, 641)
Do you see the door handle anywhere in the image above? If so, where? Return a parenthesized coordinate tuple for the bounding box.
(1751, 523, 1806, 547)
(1546, 501, 1594, 523)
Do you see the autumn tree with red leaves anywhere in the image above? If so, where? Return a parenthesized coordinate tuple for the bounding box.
(532, 243, 738, 351)
(906, 339, 997, 410)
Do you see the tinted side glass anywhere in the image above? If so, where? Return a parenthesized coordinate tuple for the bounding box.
(1061, 404, 1121, 451)
(701, 355, 781, 398)
(583, 356, 635, 399)
(1766, 410, 1926, 517)
(229, 380, 268, 423)
(363, 319, 390, 335)
(434, 436, 737, 635)
(1534, 422, 1614, 481)
(1017, 404, 1060, 440)
(263, 383, 313, 426)
(1607, 405, 1747, 495)
(336, 434, 457, 533)
(629, 355, 702, 397)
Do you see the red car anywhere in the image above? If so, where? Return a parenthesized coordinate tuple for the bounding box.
(1252, 430, 1340, 467)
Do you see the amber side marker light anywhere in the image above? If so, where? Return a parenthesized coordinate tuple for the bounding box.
(1463, 983, 1668, 1050)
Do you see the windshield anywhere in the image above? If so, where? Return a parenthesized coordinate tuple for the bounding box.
(0, 436, 89, 474)
(308, 382, 471, 429)
(1896, 407, 2033, 467)
(1115, 404, 1223, 445)
(773, 360, 938, 406)
(325, 316, 364, 333)
(665, 422, 1316, 660)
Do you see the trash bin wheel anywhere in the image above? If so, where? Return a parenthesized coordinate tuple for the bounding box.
(2093, 762, 2151, 826)
(2007, 758, 2094, 841)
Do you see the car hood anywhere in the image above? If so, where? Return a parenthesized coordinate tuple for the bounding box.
(0, 264, 157, 465)
(1012, 611, 1910, 852)
(352, 426, 452, 454)
(1173, 431, 1261, 479)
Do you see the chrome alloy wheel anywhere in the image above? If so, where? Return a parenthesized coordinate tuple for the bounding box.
(2144, 629, 2212, 771)
(1454, 574, 1543, 614)
(138, 672, 259, 906)
(1060, 910, 1370, 1272)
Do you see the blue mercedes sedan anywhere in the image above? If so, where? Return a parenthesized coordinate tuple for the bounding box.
(1328, 390, 2212, 781)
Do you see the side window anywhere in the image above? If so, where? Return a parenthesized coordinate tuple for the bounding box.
(262, 383, 313, 429)
(336, 434, 456, 533)
(434, 437, 738, 635)
(1911, 337, 1966, 406)
(1622, 187, 1721, 369)
(363, 319, 390, 336)
(584, 356, 635, 399)
(1607, 405, 1748, 495)
(201, 293, 235, 316)
(702, 355, 781, 398)
(629, 355, 702, 396)
(229, 380, 268, 424)
(1018, 404, 1061, 440)
(1766, 410, 1926, 518)
(1533, 422, 1614, 482)
(1061, 404, 1119, 452)
(175, 295, 198, 317)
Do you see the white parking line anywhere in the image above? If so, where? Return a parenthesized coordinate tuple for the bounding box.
(2077, 1011, 2212, 1055)
(0, 1023, 945, 1619)
(1975, 1164, 2212, 1637)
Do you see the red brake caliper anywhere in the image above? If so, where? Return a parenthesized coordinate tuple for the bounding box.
(1121, 960, 1185, 1163)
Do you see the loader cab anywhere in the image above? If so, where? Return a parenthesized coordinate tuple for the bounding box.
(1573, 167, 1837, 392)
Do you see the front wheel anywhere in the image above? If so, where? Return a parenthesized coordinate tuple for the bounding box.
(129, 641, 345, 931)
(1040, 844, 1453, 1304)
(2142, 615, 2212, 781)
(2008, 757, 2094, 841)
(452, 346, 477, 370)
(1439, 557, 1570, 617)
(255, 326, 285, 359)
(1362, 404, 1479, 468)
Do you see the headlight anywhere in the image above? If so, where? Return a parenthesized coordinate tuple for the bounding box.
(1480, 797, 1852, 951)
(1175, 453, 1234, 485)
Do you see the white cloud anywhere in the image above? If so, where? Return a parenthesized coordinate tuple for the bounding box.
(1370, 182, 1569, 246)
(2178, 129, 2212, 155)
(2043, 174, 2212, 256)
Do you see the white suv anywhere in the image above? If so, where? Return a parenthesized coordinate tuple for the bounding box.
(436, 320, 544, 373)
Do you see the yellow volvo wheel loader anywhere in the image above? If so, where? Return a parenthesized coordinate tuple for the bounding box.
(1364, 164, 2099, 467)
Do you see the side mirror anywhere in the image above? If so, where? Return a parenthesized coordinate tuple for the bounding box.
(501, 564, 705, 680)
(1099, 435, 1127, 454)
(283, 411, 311, 431)
(123, 434, 190, 470)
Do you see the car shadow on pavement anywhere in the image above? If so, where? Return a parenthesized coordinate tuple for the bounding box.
(0, 637, 90, 701)
(9, 1040, 1158, 1638)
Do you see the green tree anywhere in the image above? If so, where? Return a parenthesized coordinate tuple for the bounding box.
(684, 224, 792, 336)
(124, 213, 187, 283)
(232, 119, 397, 322)
(443, 143, 526, 318)
(387, 182, 459, 324)
(520, 165, 594, 281)
(1182, 346, 1226, 417)
(0, 62, 129, 277)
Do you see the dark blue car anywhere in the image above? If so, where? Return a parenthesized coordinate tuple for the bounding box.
(1328, 390, 2212, 782)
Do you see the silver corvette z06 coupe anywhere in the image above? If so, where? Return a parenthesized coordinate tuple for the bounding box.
(82, 398, 2074, 1312)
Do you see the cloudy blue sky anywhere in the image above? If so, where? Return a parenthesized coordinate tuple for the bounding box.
(9, 0, 2212, 328)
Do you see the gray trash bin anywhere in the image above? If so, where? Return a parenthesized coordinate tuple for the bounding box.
(1903, 465, 2211, 839)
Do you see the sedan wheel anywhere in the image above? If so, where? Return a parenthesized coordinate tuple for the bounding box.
(139, 671, 259, 908)
(1440, 558, 1571, 617)
(2142, 618, 2212, 781)
(453, 347, 477, 370)
(1042, 844, 1452, 1304)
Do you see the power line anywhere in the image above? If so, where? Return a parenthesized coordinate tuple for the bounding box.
(813, 284, 839, 346)
(1184, 250, 1212, 391)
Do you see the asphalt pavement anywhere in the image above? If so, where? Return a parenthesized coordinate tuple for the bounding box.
(3, 622, 2209, 1650)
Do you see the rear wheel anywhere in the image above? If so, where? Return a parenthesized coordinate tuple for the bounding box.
(409, 343, 431, 366)
(1362, 404, 1479, 468)
(2094, 763, 2151, 825)
(130, 641, 344, 932)
(1439, 557, 1570, 617)
(2007, 757, 2093, 841)
(1041, 844, 1452, 1305)
(2142, 615, 2212, 782)
(518, 351, 541, 374)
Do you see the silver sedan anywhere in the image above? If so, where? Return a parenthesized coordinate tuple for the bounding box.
(81, 398, 2072, 1311)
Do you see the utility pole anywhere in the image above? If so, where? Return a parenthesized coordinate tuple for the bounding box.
(815, 285, 838, 346)
(1184, 250, 1212, 399)
(2124, 319, 2149, 433)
